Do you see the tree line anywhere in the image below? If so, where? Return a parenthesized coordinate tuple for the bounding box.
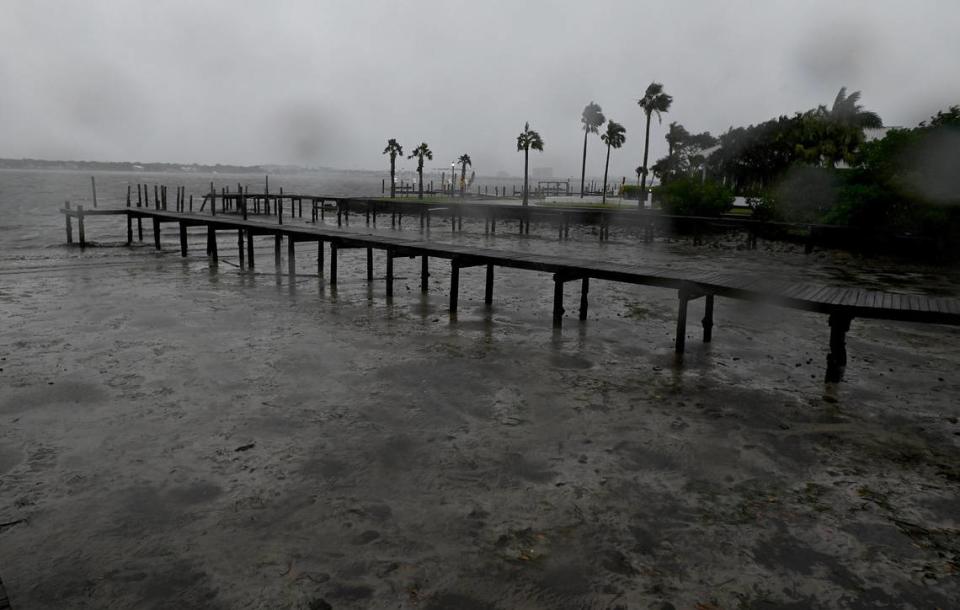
(382, 87, 960, 255)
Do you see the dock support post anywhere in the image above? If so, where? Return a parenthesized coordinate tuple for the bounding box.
(274, 234, 281, 267)
(553, 274, 565, 328)
(151, 216, 160, 250)
(675, 290, 690, 354)
(207, 226, 218, 264)
(179, 223, 188, 256)
(287, 236, 295, 276)
(421, 256, 429, 293)
(450, 259, 460, 313)
(484, 264, 494, 305)
(330, 244, 338, 285)
(77, 205, 86, 249)
(65, 201, 73, 244)
(702, 294, 714, 342)
(386, 249, 394, 297)
(316, 240, 323, 275)
(579, 277, 589, 320)
(825, 314, 852, 382)
(238, 230, 245, 267)
(366, 247, 373, 281)
(247, 232, 255, 267)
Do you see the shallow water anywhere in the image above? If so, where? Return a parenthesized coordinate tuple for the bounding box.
(1, 169, 959, 608)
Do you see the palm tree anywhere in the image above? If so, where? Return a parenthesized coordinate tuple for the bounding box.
(407, 142, 433, 199)
(600, 121, 626, 204)
(829, 87, 882, 128)
(637, 82, 673, 206)
(516, 122, 544, 206)
(382, 139, 403, 198)
(457, 154, 472, 196)
(580, 102, 606, 198)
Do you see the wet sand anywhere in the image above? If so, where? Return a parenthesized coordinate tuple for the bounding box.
(1, 221, 959, 609)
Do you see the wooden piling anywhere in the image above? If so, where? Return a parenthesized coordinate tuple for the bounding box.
(207, 226, 218, 264)
(484, 264, 494, 305)
(552, 274, 564, 328)
(65, 201, 73, 244)
(90, 176, 98, 208)
(366, 247, 373, 281)
(450, 260, 460, 312)
(77, 204, 86, 248)
(152, 217, 161, 250)
(421, 256, 429, 293)
(386, 249, 394, 297)
(316, 240, 322, 274)
(702, 294, 714, 342)
(238, 229, 245, 268)
(826, 314, 851, 382)
(330, 244, 338, 285)
(247, 232, 255, 268)
(579, 277, 589, 320)
(675, 291, 689, 354)
(179, 223, 188, 256)
(288, 236, 296, 276)
(274, 234, 281, 266)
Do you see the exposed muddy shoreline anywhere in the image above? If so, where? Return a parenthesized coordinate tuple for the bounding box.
(1, 171, 958, 608)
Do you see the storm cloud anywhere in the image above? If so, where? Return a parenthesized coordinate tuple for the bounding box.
(2, 0, 958, 178)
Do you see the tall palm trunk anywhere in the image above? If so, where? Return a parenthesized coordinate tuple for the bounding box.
(460, 166, 467, 197)
(389, 158, 396, 198)
(602, 142, 611, 204)
(580, 129, 588, 198)
(523, 148, 529, 206)
(639, 112, 652, 207)
(418, 168, 423, 199)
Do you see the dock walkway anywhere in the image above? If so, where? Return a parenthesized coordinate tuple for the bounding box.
(61, 205, 960, 382)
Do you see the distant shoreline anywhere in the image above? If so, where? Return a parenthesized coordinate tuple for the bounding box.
(0, 158, 346, 175)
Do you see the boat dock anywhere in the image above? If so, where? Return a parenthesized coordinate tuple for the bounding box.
(60, 203, 960, 383)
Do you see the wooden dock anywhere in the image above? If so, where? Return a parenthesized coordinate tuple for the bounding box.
(61, 205, 960, 382)
(187, 189, 849, 250)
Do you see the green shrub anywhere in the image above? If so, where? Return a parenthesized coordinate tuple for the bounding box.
(621, 184, 643, 199)
(658, 177, 734, 217)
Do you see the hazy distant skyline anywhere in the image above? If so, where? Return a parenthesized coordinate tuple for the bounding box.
(3, 0, 958, 179)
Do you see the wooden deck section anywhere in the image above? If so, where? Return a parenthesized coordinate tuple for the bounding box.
(193, 190, 846, 249)
(61, 206, 960, 382)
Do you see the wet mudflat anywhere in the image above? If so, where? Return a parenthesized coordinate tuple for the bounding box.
(1, 239, 958, 609)
(1, 171, 959, 608)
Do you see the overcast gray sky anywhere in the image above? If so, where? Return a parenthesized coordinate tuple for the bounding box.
(2, 0, 958, 178)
